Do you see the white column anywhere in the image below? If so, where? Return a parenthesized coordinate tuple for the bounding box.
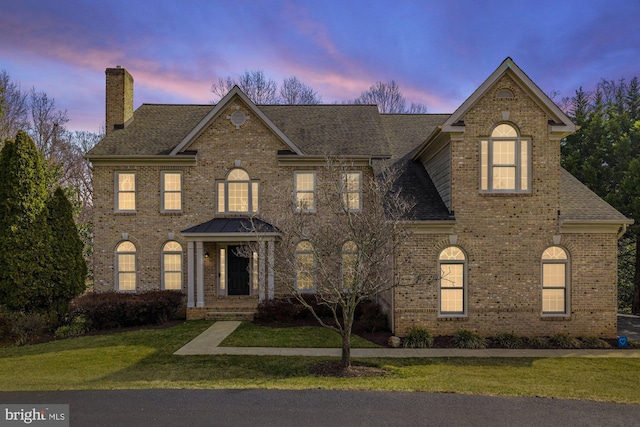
(258, 241, 266, 302)
(267, 238, 275, 300)
(196, 241, 205, 307)
(187, 241, 195, 308)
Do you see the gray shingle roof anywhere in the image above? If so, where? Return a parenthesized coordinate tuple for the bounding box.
(559, 168, 632, 223)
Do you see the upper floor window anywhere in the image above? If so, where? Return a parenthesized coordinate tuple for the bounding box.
(217, 168, 259, 213)
(162, 241, 183, 290)
(341, 172, 362, 212)
(480, 123, 530, 193)
(294, 171, 316, 212)
(295, 241, 315, 292)
(116, 241, 136, 291)
(541, 246, 569, 315)
(115, 172, 136, 211)
(438, 246, 467, 316)
(162, 172, 182, 212)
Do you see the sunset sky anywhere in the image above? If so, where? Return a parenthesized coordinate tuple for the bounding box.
(1, 0, 639, 133)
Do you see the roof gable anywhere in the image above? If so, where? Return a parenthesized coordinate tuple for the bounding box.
(169, 86, 303, 155)
(442, 57, 576, 135)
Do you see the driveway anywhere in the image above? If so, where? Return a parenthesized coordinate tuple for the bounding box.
(1, 389, 639, 427)
(618, 314, 640, 341)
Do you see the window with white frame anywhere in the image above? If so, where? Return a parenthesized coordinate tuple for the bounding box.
(341, 172, 362, 211)
(216, 168, 259, 213)
(341, 241, 358, 289)
(115, 172, 136, 211)
(294, 171, 316, 212)
(479, 123, 530, 192)
(438, 246, 467, 315)
(542, 246, 569, 315)
(162, 172, 182, 212)
(116, 241, 136, 291)
(162, 241, 183, 290)
(295, 241, 315, 292)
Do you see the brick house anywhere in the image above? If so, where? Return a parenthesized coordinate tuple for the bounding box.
(87, 58, 632, 338)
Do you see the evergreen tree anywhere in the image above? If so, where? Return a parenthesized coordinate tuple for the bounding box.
(0, 130, 53, 311)
(47, 187, 87, 312)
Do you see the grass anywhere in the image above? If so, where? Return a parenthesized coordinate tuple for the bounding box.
(220, 322, 381, 348)
(0, 320, 639, 404)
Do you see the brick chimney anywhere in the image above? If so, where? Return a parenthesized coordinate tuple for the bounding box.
(105, 66, 133, 135)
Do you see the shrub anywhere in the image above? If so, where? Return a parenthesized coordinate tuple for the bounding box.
(452, 329, 487, 349)
(354, 300, 389, 333)
(71, 290, 183, 330)
(403, 327, 433, 348)
(525, 336, 550, 349)
(579, 336, 612, 349)
(54, 315, 92, 339)
(549, 333, 581, 349)
(492, 333, 523, 349)
(4, 311, 51, 345)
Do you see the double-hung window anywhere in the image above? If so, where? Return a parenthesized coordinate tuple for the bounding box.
(162, 241, 183, 290)
(294, 172, 316, 212)
(541, 246, 569, 315)
(438, 246, 467, 315)
(295, 241, 315, 292)
(115, 172, 136, 211)
(341, 172, 362, 211)
(217, 168, 259, 213)
(116, 241, 136, 291)
(161, 172, 182, 212)
(480, 123, 530, 192)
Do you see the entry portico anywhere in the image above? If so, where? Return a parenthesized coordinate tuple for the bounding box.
(181, 218, 278, 313)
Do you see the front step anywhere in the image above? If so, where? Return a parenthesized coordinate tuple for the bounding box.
(205, 311, 255, 321)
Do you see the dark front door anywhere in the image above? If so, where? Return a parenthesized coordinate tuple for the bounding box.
(228, 245, 250, 296)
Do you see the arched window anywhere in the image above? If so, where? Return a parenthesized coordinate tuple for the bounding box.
(295, 241, 315, 292)
(542, 246, 569, 315)
(162, 241, 183, 290)
(341, 241, 358, 289)
(479, 123, 530, 192)
(116, 241, 136, 291)
(438, 246, 467, 315)
(216, 168, 259, 213)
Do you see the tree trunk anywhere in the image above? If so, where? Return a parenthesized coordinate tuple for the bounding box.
(632, 236, 640, 314)
(341, 330, 351, 369)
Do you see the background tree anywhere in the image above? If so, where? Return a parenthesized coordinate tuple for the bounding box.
(248, 159, 431, 369)
(0, 131, 53, 311)
(47, 187, 88, 315)
(280, 76, 321, 104)
(0, 70, 29, 143)
(353, 80, 427, 113)
(561, 77, 640, 313)
(211, 70, 278, 104)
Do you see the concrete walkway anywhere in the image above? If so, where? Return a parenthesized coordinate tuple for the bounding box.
(174, 321, 640, 358)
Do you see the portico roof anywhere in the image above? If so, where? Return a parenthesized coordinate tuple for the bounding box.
(181, 217, 279, 240)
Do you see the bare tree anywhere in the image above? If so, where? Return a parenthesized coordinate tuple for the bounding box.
(211, 70, 278, 104)
(247, 159, 432, 369)
(353, 80, 428, 114)
(280, 76, 322, 104)
(29, 88, 69, 161)
(0, 70, 29, 142)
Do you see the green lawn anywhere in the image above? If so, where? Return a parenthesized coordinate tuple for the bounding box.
(1, 320, 639, 404)
(220, 322, 381, 348)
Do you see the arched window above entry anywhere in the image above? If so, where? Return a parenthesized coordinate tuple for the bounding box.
(216, 168, 259, 213)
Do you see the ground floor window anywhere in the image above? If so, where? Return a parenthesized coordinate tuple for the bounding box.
(116, 241, 136, 291)
(162, 241, 183, 290)
(542, 246, 569, 315)
(438, 246, 467, 315)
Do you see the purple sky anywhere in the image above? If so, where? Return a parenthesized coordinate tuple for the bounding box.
(1, 0, 639, 133)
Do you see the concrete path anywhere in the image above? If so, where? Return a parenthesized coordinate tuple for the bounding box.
(174, 320, 640, 358)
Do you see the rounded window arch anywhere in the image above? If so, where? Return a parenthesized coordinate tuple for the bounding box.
(480, 122, 530, 192)
(217, 168, 259, 213)
(115, 241, 137, 291)
(541, 246, 570, 315)
(438, 246, 467, 315)
(295, 241, 315, 292)
(162, 241, 183, 290)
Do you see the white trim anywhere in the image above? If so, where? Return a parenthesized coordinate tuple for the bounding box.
(196, 241, 204, 307)
(187, 242, 195, 307)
